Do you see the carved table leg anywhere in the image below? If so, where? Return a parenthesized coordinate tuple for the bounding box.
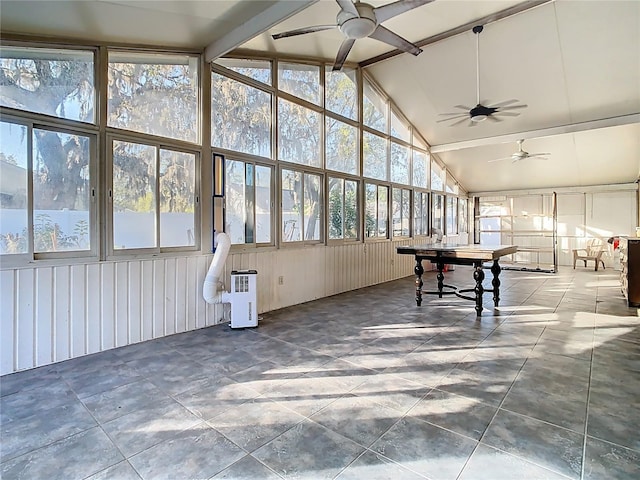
(414, 257, 424, 306)
(474, 263, 485, 317)
(437, 262, 445, 298)
(491, 260, 501, 306)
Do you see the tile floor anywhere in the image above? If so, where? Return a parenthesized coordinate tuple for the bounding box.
(1, 266, 639, 480)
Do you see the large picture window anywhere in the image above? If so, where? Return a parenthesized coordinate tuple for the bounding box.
(325, 68, 357, 120)
(0, 46, 95, 124)
(390, 142, 410, 185)
(365, 183, 388, 239)
(225, 159, 272, 245)
(278, 98, 321, 167)
(281, 168, 322, 243)
(326, 117, 358, 174)
(0, 119, 95, 258)
(111, 139, 197, 251)
(363, 131, 387, 180)
(412, 149, 429, 189)
(363, 78, 388, 132)
(328, 177, 358, 240)
(108, 51, 199, 143)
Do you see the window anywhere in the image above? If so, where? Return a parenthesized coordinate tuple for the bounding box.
(432, 193, 444, 239)
(363, 78, 388, 132)
(412, 149, 428, 188)
(392, 188, 410, 237)
(278, 98, 321, 167)
(325, 67, 357, 120)
(365, 183, 388, 239)
(108, 51, 199, 143)
(363, 131, 387, 180)
(0, 46, 95, 124)
(446, 196, 458, 235)
(328, 177, 358, 240)
(0, 119, 95, 258)
(390, 142, 410, 185)
(225, 159, 272, 245)
(281, 168, 322, 243)
(278, 62, 320, 105)
(414, 191, 429, 236)
(214, 58, 271, 85)
(391, 110, 410, 142)
(326, 117, 357, 174)
(212, 72, 271, 158)
(431, 161, 445, 191)
(111, 139, 197, 251)
(458, 198, 468, 234)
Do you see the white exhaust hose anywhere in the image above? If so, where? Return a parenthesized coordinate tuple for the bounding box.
(203, 232, 232, 304)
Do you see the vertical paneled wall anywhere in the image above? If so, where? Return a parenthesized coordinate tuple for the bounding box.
(1, 238, 422, 375)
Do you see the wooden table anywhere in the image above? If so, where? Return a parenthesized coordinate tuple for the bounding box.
(396, 244, 518, 317)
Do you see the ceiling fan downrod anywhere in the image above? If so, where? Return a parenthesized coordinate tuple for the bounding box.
(472, 25, 485, 122)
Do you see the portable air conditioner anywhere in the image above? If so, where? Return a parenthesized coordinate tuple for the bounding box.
(229, 270, 258, 328)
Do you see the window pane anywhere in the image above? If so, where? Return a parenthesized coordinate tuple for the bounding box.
(413, 134, 427, 150)
(278, 98, 321, 167)
(278, 62, 320, 105)
(363, 131, 387, 180)
(345, 180, 358, 239)
(392, 188, 410, 237)
(363, 79, 387, 132)
(212, 73, 271, 158)
(112, 140, 156, 249)
(255, 165, 271, 243)
(391, 110, 410, 142)
(377, 186, 388, 237)
(226, 159, 246, 244)
(431, 161, 444, 191)
(446, 196, 458, 235)
(159, 149, 195, 248)
(414, 191, 429, 236)
(328, 178, 344, 240)
(282, 169, 302, 242)
(1, 47, 95, 123)
(108, 52, 198, 143)
(0, 121, 28, 254)
(365, 183, 376, 238)
(325, 68, 357, 120)
(432, 193, 444, 238)
(33, 129, 91, 253)
(304, 173, 321, 241)
(459, 198, 468, 234)
(390, 142, 409, 185)
(326, 117, 357, 174)
(413, 150, 428, 188)
(215, 58, 271, 84)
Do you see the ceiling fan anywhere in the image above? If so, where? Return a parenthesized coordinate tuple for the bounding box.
(488, 139, 551, 163)
(438, 25, 527, 127)
(271, 0, 434, 71)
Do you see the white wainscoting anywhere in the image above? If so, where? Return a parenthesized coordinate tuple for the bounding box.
(1, 237, 425, 375)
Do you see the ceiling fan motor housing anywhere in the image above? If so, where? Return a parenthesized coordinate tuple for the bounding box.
(470, 104, 497, 122)
(338, 3, 377, 39)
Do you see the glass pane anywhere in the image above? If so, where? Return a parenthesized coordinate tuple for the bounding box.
(431, 161, 444, 191)
(392, 188, 402, 237)
(159, 149, 195, 248)
(112, 140, 156, 249)
(215, 58, 271, 84)
(345, 180, 358, 239)
(402, 189, 410, 236)
(458, 199, 468, 233)
(414, 192, 429, 236)
(304, 173, 321, 241)
(377, 186, 388, 237)
(390, 142, 409, 185)
(326, 117, 357, 174)
(413, 134, 427, 150)
(391, 110, 410, 142)
(278, 98, 321, 167)
(412, 150, 428, 188)
(255, 165, 271, 244)
(278, 62, 320, 105)
(282, 169, 302, 242)
(325, 67, 357, 120)
(0, 121, 28, 254)
(328, 177, 344, 240)
(32, 129, 91, 253)
(212, 73, 271, 158)
(365, 183, 377, 238)
(0, 47, 95, 123)
(446, 196, 458, 235)
(108, 52, 198, 142)
(363, 79, 387, 132)
(245, 163, 255, 244)
(432, 193, 444, 238)
(363, 131, 387, 180)
(225, 159, 246, 244)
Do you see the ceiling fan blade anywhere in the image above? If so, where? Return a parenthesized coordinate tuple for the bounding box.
(272, 25, 336, 40)
(493, 111, 520, 117)
(448, 117, 470, 127)
(336, 0, 359, 16)
(528, 153, 551, 158)
(437, 114, 468, 122)
(487, 156, 513, 163)
(369, 25, 422, 55)
(374, 0, 435, 23)
(454, 105, 473, 110)
(490, 99, 520, 108)
(333, 38, 356, 71)
(499, 104, 528, 110)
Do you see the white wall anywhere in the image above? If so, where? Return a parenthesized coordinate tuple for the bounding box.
(0, 237, 424, 375)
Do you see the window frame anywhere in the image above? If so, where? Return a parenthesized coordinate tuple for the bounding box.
(364, 181, 389, 241)
(327, 174, 361, 244)
(279, 165, 324, 246)
(391, 187, 411, 238)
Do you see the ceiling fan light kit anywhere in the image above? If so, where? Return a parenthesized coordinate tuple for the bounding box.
(272, 0, 433, 71)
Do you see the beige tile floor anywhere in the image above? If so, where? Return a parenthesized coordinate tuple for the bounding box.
(1, 266, 639, 479)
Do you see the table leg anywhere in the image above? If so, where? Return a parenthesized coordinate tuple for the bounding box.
(474, 263, 485, 316)
(414, 257, 424, 306)
(491, 260, 501, 306)
(437, 262, 445, 298)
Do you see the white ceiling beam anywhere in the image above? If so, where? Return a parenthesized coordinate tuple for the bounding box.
(430, 114, 640, 153)
(204, 0, 317, 62)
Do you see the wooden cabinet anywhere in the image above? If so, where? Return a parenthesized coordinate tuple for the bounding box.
(620, 237, 640, 307)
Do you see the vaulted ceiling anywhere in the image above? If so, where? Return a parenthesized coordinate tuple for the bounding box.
(2, 0, 639, 193)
